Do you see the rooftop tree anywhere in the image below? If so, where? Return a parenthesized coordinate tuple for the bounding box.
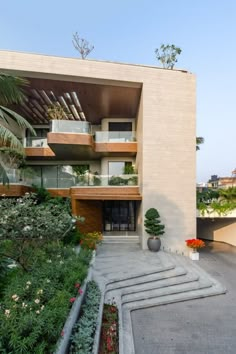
(155, 44, 182, 69)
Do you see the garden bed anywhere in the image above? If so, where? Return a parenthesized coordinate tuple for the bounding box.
(0, 246, 92, 353)
(99, 303, 119, 354)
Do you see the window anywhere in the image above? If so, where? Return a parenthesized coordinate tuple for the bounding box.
(108, 161, 132, 176)
(108, 122, 132, 132)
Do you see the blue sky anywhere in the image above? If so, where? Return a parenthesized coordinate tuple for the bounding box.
(1, 0, 236, 182)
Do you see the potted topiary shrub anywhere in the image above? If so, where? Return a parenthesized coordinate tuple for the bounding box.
(144, 208, 165, 252)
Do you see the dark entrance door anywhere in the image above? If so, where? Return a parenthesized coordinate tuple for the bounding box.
(103, 201, 136, 232)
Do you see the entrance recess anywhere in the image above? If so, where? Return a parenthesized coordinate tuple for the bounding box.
(103, 201, 136, 232)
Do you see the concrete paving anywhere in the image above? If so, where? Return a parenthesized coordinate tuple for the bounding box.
(92, 242, 226, 354)
(132, 241, 236, 354)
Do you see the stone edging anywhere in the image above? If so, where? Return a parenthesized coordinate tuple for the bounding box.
(54, 249, 96, 354)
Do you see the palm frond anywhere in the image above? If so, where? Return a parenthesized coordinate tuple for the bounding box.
(196, 137, 204, 144)
(196, 136, 204, 151)
(0, 73, 28, 105)
(0, 106, 35, 135)
(0, 124, 24, 152)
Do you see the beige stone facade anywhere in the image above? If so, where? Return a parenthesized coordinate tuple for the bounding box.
(0, 50, 196, 252)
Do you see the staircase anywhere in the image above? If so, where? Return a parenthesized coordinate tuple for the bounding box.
(102, 235, 139, 244)
(92, 244, 226, 354)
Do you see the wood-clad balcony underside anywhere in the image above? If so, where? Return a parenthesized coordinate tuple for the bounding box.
(25, 147, 55, 158)
(70, 186, 142, 200)
(0, 185, 33, 197)
(44, 133, 137, 159)
(1, 185, 142, 200)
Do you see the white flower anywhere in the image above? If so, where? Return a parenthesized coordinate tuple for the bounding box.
(46, 259, 52, 263)
(71, 218, 76, 223)
(34, 299, 40, 304)
(25, 285, 29, 290)
(22, 302, 28, 308)
(41, 305, 45, 310)
(57, 254, 61, 258)
(5, 309, 10, 317)
(26, 281, 31, 285)
(46, 279, 51, 283)
(23, 225, 31, 232)
(37, 289, 43, 295)
(35, 310, 40, 314)
(12, 294, 19, 301)
(59, 260, 64, 264)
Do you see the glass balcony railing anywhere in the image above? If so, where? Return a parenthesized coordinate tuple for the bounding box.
(25, 137, 48, 147)
(50, 120, 91, 134)
(95, 131, 136, 143)
(0, 169, 33, 185)
(75, 173, 138, 187)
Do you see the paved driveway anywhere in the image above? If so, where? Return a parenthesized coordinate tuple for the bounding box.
(132, 242, 236, 354)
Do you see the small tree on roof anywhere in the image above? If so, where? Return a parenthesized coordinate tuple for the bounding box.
(72, 32, 94, 59)
(155, 44, 182, 69)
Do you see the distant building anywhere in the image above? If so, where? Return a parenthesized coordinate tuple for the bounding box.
(208, 170, 236, 189)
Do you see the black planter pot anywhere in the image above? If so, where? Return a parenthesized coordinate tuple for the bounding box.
(147, 237, 161, 252)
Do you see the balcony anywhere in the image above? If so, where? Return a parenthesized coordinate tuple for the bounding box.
(25, 121, 137, 159)
(95, 131, 136, 142)
(50, 120, 91, 134)
(75, 173, 138, 187)
(25, 136, 55, 158)
(70, 173, 141, 201)
(94, 131, 137, 155)
(47, 120, 93, 159)
(0, 169, 33, 196)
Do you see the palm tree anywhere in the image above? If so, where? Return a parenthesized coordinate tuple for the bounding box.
(196, 136, 204, 151)
(0, 73, 35, 183)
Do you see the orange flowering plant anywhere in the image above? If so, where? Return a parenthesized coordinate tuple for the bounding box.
(80, 231, 103, 250)
(185, 239, 205, 250)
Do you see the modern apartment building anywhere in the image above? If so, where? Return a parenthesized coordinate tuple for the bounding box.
(0, 50, 196, 252)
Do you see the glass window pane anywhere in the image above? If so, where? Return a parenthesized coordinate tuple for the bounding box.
(108, 162, 125, 175)
(58, 165, 75, 188)
(42, 166, 58, 188)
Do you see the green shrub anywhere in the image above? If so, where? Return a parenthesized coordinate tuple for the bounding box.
(0, 246, 92, 354)
(70, 281, 101, 354)
(144, 208, 165, 238)
(0, 194, 78, 270)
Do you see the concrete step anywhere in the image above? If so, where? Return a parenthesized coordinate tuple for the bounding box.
(106, 266, 186, 291)
(122, 279, 212, 304)
(120, 272, 199, 296)
(103, 264, 175, 284)
(103, 236, 139, 244)
(122, 280, 225, 309)
(94, 260, 163, 275)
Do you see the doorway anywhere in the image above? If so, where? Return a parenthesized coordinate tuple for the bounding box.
(103, 201, 136, 232)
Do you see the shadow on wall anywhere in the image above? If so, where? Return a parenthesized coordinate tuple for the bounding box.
(197, 218, 236, 247)
(143, 192, 192, 256)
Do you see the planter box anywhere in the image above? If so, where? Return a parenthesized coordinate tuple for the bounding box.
(189, 251, 199, 261)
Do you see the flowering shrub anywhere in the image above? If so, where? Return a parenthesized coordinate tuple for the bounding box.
(0, 194, 82, 270)
(99, 301, 119, 353)
(0, 246, 92, 353)
(185, 239, 205, 250)
(80, 231, 103, 250)
(70, 281, 101, 354)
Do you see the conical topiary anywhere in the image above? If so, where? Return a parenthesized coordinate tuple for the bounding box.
(144, 208, 165, 239)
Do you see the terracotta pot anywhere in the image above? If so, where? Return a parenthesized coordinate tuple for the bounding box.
(147, 237, 161, 252)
